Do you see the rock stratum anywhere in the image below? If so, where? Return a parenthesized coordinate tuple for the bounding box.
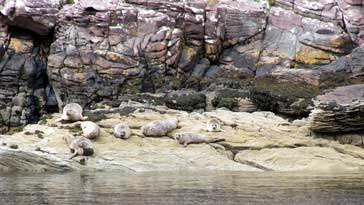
(1, 102, 364, 173)
(0, 0, 363, 172)
(0, 0, 363, 133)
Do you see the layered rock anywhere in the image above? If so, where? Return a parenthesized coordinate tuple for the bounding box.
(0, 0, 62, 36)
(338, 0, 364, 46)
(47, 0, 267, 108)
(0, 0, 363, 132)
(309, 84, 364, 133)
(0, 148, 72, 172)
(0, 29, 56, 133)
(235, 147, 364, 172)
(259, 6, 352, 69)
(2, 102, 364, 173)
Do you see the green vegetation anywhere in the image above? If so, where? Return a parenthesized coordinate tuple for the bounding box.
(212, 97, 238, 110)
(84, 112, 106, 122)
(64, 126, 82, 133)
(6, 126, 24, 135)
(207, 0, 219, 7)
(66, 0, 74, 4)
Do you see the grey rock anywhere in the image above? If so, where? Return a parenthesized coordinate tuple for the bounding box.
(310, 84, 364, 133)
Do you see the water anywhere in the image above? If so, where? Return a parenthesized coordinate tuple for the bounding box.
(1, 171, 364, 205)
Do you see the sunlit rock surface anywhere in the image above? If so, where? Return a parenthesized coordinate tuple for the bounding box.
(1, 103, 364, 173)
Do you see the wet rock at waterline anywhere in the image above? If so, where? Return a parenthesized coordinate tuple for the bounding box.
(1, 103, 364, 173)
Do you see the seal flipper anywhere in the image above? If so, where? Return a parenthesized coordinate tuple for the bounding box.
(69, 152, 79, 159)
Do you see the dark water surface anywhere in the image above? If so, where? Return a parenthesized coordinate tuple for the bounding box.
(1, 171, 364, 205)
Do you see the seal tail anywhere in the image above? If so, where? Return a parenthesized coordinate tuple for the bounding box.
(209, 138, 225, 143)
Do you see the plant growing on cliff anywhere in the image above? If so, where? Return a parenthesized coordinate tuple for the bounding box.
(254, 0, 275, 10)
(207, 0, 219, 7)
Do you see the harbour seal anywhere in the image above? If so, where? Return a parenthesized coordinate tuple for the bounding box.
(113, 123, 131, 139)
(206, 118, 224, 132)
(142, 118, 179, 137)
(61, 103, 88, 122)
(173, 132, 225, 147)
(63, 135, 94, 159)
(80, 121, 100, 139)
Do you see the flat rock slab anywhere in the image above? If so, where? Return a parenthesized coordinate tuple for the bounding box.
(2, 103, 364, 173)
(309, 84, 364, 133)
(235, 147, 364, 172)
(0, 148, 72, 172)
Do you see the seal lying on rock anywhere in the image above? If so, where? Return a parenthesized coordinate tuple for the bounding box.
(142, 118, 179, 137)
(206, 118, 224, 132)
(63, 135, 94, 159)
(61, 103, 88, 122)
(173, 132, 225, 147)
(114, 123, 131, 139)
(80, 121, 100, 139)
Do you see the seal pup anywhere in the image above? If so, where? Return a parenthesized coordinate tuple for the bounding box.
(60, 103, 88, 122)
(113, 123, 131, 139)
(173, 132, 225, 147)
(80, 121, 100, 139)
(142, 118, 179, 137)
(206, 118, 225, 132)
(63, 135, 94, 159)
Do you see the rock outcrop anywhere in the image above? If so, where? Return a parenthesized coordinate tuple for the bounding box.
(0, 148, 72, 172)
(0, 0, 363, 132)
(309, 84, 364, 133)
(1, 102, 364, 173)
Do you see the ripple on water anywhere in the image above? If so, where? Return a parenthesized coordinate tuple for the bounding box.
(1, 171, 364, 205)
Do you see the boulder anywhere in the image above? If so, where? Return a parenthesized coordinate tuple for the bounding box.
(309, 84, 364, 133)
(0, 148, 72, 172)
(0, 0, 63, 36)
(165, 90, 206, 112)
(252, 68, 320, 116)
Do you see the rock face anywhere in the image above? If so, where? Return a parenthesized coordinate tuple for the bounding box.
(47, 0, 267, 107)
(0, 148, 72, 172)
(0, 0, 363, 132)
(0, 27, 57, 133)
(1, 103, 364, 173)
(309, 84, 364, 133)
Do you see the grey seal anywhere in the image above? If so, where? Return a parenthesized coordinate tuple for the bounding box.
(142, 118, 179, 137)
(80, 121, 100, 139)
(63, 135, 94, 159)
(173, 132, 225, 147)
(61, 103, 88, 122)
(113, 123, 131, 139)
(206, 118, 225, 132)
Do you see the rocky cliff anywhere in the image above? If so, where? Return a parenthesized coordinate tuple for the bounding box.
(0, 0, 363, 135)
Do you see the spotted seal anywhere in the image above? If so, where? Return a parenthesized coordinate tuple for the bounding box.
(141, 118, 179, 137)
(173, 132, 225, 147)
(206, 118, 225, 132)
(80, 121, 100, 139)
(61, 103, 88, 122)
(63, 135, 94, 159)
(113, 123, 131, 139)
